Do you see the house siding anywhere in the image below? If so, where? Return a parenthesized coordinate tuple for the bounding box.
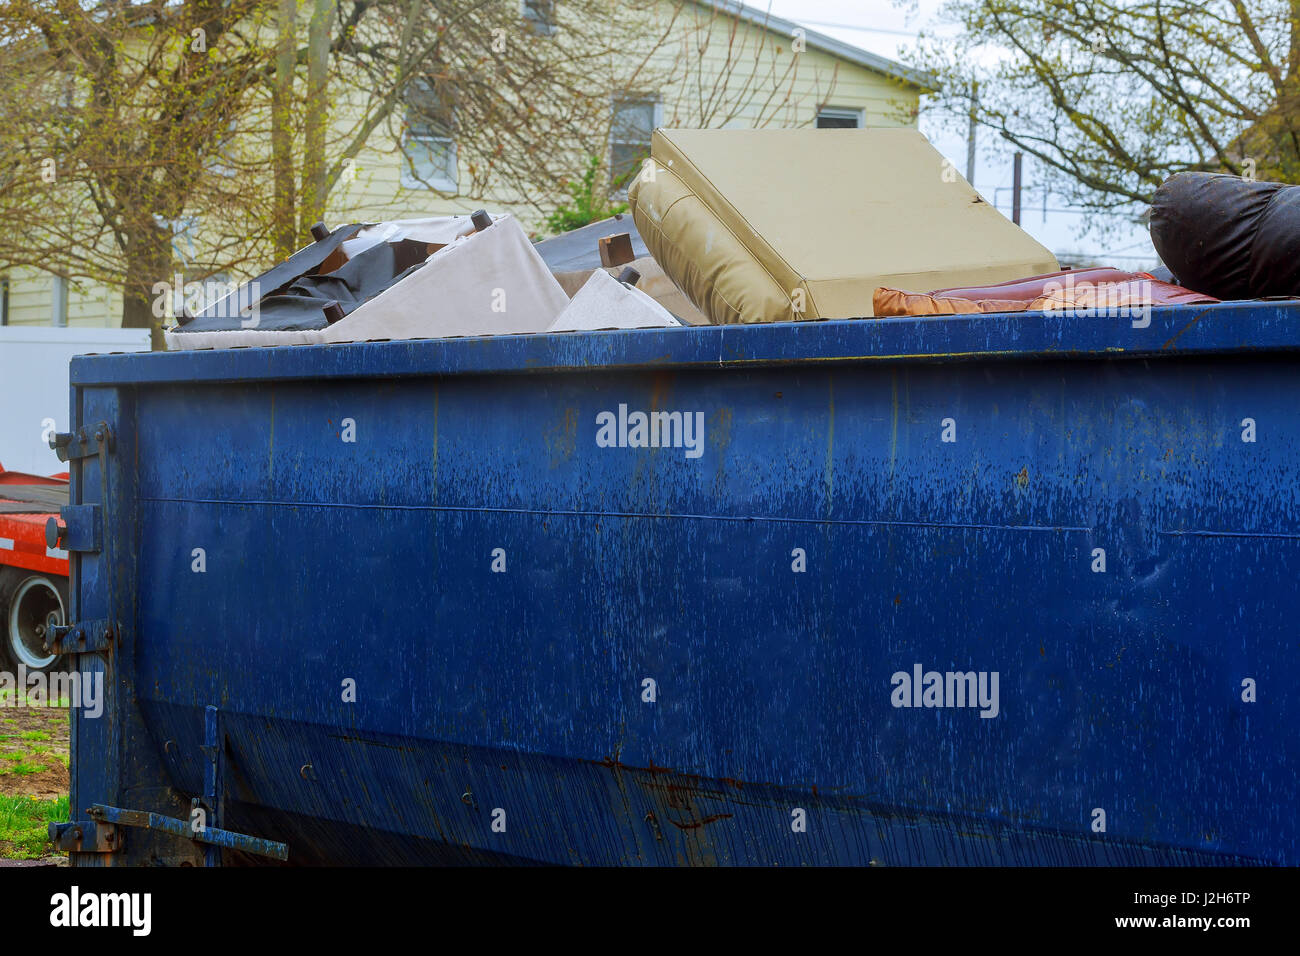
(3, 1, 922, 329)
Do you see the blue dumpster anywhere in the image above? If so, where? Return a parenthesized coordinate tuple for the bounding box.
(51, 302, 1299, 865)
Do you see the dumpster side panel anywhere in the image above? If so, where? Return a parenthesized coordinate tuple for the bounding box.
(62, 339, 1296, 865)
(66, 385, 200, 866)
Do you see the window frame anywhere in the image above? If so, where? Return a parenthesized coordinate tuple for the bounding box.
(609, 95, 662, 197)
(400, 80, 459, 194)
(51, 274, 67, 328)
(816, 106, 865, 129)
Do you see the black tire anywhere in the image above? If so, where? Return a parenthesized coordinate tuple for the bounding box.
(0, 567, 69, 676)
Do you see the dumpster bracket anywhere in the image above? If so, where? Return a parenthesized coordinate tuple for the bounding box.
(83, 804, 289, 862)
(46, 503, 102, 553)
(48, 819, 120, 854)
(49, 701, 289, 862)
(63, 705, 290, 864)
(196, 704, 228, 867)
(45, 618, 115, 656)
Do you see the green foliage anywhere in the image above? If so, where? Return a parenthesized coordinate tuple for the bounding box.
(545, 156, 628, 234)
(0, 794, 69, 859)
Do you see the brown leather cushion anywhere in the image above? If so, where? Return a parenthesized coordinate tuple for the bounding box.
(874, 268, 1218, 317)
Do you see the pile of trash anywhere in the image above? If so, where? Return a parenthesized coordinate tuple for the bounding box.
(165, 211, 680, 350)
(165, 129, 1299, 350)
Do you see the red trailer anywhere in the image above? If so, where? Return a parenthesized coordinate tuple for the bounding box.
(0, 463, 69, 674)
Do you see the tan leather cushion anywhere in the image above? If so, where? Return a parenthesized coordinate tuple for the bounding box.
(630, 128, 1060, 323)
(630, 161, 792, 324)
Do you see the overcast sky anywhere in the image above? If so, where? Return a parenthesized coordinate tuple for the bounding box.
(760, 0, 1158, 268)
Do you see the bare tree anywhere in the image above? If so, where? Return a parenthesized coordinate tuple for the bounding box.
(291, 1, 850, 233)
(0, 0, 279, 340)
(0, 0, 855, 339)
(911, 1, 1300, 213)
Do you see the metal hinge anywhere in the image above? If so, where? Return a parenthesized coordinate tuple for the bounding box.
(49, 422, 114, 462)
(44, 619, 115, 656)
(49, 819, 120, 854)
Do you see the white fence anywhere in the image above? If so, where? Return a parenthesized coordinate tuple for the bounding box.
(0, 327, 151, 476)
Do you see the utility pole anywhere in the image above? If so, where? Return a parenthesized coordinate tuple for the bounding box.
(965, 82, 978, 184)
(1012, 151, 1023, 225)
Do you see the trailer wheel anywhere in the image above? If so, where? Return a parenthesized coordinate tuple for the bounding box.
(0, 571, 67, 674)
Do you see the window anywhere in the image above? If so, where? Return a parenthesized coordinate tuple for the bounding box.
(816, 107, 864, 129)
(51, 275, 67, 327)
(401, 80, 458, 192)
(521, 0, 556, 35)
(610, 97, 660, 194)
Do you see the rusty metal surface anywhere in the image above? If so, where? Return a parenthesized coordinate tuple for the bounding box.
(61, 309, 1300, 865)
(49, 820, 119, 854)
(86, 804, 288, 862)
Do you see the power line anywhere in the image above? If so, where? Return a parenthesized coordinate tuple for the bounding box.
(978, 188, 1148, 219)
(1100, 238, 1158, 254)
(993, 205, 1147, 217)
(793, 18, 927, 38)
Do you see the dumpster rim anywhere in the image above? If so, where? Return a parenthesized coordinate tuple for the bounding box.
(68, 300, 1300, 387)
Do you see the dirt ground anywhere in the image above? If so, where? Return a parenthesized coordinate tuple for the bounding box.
(0, 698, 70, 861)
(0, 701, 70, 800)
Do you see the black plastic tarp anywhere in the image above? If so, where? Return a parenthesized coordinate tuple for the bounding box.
(1150, 172, 1300, 300)
(174, 226, 434, 334)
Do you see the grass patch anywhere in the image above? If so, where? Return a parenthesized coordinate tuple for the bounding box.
(0, 761, 46, 776)
(0, 701, 70, 803)
(0, 794, 69, 859)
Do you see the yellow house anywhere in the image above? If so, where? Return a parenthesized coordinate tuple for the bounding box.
(0, 1, 929, 330)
